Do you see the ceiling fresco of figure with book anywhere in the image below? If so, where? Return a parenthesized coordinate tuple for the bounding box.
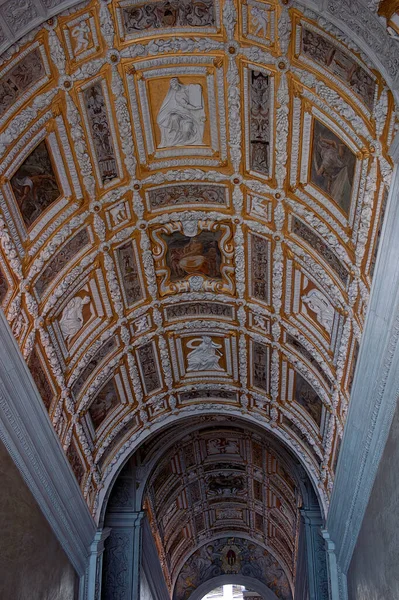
(0, 0, 396, 586)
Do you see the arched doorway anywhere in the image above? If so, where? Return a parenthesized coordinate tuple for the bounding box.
(100, 416, 328, 600)
(193, 578, 279, 600)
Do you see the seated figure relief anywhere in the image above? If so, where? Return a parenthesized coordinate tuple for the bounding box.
(157, 78, 206, 147)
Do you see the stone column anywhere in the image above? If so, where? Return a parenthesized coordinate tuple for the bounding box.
(101, 511, 145, 600)
(301, 508, 329, 600)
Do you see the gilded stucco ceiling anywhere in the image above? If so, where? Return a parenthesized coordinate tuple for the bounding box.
(0, 0, 395, 535)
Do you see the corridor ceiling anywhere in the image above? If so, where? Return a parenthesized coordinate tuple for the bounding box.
(0, 0, 395, 523)
(143, 423, 302, 598)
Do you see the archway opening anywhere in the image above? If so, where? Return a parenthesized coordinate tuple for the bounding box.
(101, 415, 327, 600)
(201, 584, 260, 600)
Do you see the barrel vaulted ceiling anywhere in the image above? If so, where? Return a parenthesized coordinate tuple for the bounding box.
(0, 0, 395, 523)
(143, 423, 303, 598)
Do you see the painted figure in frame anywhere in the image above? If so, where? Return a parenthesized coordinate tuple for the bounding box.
(295, 373, 322, 427)
(311, 119, 356, 215)
(157, 78, 206, 147)
(88, 379, 119, 430)
(162, 230, 222, 280)
(10, 140, 61, 228)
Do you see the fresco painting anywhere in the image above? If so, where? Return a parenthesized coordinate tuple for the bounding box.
(116, 241, 143, 307)
(301, 26, 375, 109)
(0, 267, 8, 304)
(162, 230, 222, 281)
(84, 82, 119, 183)
(174, 537, 292, 600)
(122, 0, 215, 34)
(10, 140, 61, 228)
(0, 48, 45, 119)
(88, 378, 120, 431)
(294, 373, 323, 427)
(310, 119, 356, 215)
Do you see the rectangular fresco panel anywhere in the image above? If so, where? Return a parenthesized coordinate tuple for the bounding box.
(294, 372, 322, 427)
(83, 82, 119, 184)
(333, 435, 342, 473)
(147, 184, 226, 210)
(286, 333, 332, 389)
(348, 340, 359, 393)
(178, 389, 237, 403)
(301, 26, 375, 109)
(165, 301, 233, 321)
(310, 119, 356, 216)
(28, 349, 54, 410)
(162, 230, 222, 281)
(370, 188, 389, 279)
(88, 378, 120, 430)
(66, 442, 84, 485)
(292, 217, 348, 284)
(121, 0, 215, 35)
(0, 267, 8, 304)
(137, 342, 161, 394)
(72, 338, 116, 398)
(250, 233, 270, 304)
(116, 241, 143, 307)
(252, 341, 269, 391)
(35, 228, 90, 300)
(249, 69, 271, 176)
(0, 48, 46, 119)
(10, 140, 61, 229)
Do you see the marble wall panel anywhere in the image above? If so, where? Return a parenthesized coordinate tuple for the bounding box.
(0, 439, 78, 600)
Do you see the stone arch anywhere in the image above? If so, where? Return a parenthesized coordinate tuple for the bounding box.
(97, 410, 326, 526)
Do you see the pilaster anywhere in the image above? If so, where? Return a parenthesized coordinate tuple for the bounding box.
(301, 508, 329, 600)
(84, 528, 111, 600)
(102, 511, 145, 600)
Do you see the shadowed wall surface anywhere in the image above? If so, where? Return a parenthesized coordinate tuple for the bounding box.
(0, 439, 78, 600)
(347, 400, 399, 600)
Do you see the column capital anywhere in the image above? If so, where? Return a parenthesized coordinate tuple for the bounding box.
(301, 507, 324, 525)
(89, 527, 112, 555)
(321, 529, 336, 553)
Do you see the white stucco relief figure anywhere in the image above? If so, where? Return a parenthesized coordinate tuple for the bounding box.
(186, 336, 223, 371)
(71, 21, 91, 54)
(250, 6, 269, 37)
(109, 202, 127, 225)
(157, 78, 206, 148)
(59, 295, 92, 342)
(302, 289, 334, 333)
